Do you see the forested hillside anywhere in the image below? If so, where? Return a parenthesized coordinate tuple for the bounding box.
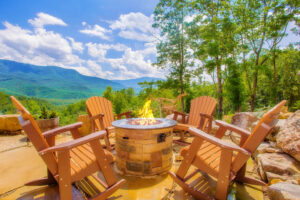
(0, 60, 162, 104)
(0, 59, 124, 101)
(152, 0, 299, 117)
(0, 0, 299, 124)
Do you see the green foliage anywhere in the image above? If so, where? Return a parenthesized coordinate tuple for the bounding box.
(0, 0, 299, 126)
(153, 0, 193, 112)
(0, 60, 159, 104)
(225, 61, 245, 112)
(58, 100, 86, 125)
(38, 106, 58, 119)
(40, 107, 48, 119)
(49, 111, 58, 119)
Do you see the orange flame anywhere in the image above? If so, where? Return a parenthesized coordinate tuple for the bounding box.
(137, 100, 155, 125)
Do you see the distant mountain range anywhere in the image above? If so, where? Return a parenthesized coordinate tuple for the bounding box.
(113, 77, 163, 89)
(0, 59, 162, 102)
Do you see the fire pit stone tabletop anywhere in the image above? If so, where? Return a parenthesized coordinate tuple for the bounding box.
(112, 118, 177, 129)
(112, 118, 177, 177)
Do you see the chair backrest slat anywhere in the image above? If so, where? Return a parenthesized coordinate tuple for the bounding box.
(86, 97, 114, 129)
(10, 96, 58, 175)
(188, 96, 217, 129)
(232, 100, 286, 172)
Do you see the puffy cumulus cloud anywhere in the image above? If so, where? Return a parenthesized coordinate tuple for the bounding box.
(0, 12, 165, 80)
(28, 12, 67, 28)
(110, 12, 158, 42)
(86, 42, 128, 60)
(79, 24, 111, 40)
(86, 43, 107, 60)
(67, 37, 84, 53)
(85, 60, 114, 78)
(83, 41, 163, 80)
(0, 21, 82, 69)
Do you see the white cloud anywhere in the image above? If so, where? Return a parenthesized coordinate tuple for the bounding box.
(67, 37, 84, 52)
(110, 12, 158, 42)
(86, 43, 108, 60)
(0, 21, 82, 69)
(86, 42, 128, 60)
(0, 12, 165, 80)
(79, 24, 111, 40)
(28, 12, 67, 28)
(85, 60, 113, 77)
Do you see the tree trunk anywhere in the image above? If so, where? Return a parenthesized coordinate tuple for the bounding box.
(250, 69, 258, 111)
(179, 20, 185, 113)
(180, 87, 184, 113)
(273, 51, 277, 103)
(216, 65, 223, 118)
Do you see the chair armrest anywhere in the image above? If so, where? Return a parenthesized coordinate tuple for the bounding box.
(158, 97, 176, 103)
(198, 112, 213, 133)
(215, 120, 251, 138)
(39, 130, 106, 154)
(173, 110, 188, 117)
(43, 122, 82, 138)
(89, 113, 105, 131)
(173, 111, 189, 123)
(199, 112, 213, 120)
(116, 111, 132, 119)
(189, 127, 251, 156)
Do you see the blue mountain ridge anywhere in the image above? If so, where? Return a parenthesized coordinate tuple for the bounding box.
(0, 59, 162, 101)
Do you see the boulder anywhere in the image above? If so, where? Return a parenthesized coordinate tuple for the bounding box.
(229, 112, 258, 144)
(256, 153, 300, 184)
(0, 114, 22, 134)
(276, 110, 300, 161)
(253, 142, 283, 158)
(231, 112, 258, 131)
(268, 182, 300, 200)
(278, 112, 294, 119)
(267, 119, 287, 142)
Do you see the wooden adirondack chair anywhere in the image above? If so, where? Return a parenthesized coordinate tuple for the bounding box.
(169, 100, 286, 200)
(173, 96, 217, 145)
(86, 96, 132, 151)
(156, 92, 186, 116)
(11, 96, 125, 200)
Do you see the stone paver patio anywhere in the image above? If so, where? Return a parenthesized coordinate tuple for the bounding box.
(0, 134, 264, 200)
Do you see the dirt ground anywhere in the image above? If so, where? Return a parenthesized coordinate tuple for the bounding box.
(0, 133, 264, 200)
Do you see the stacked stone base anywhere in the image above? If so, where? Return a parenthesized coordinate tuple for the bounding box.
(115, 127, 173, 177)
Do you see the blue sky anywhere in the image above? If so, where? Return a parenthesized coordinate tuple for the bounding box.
(0, 0, 162, 80)
(0, 0, 298, 80)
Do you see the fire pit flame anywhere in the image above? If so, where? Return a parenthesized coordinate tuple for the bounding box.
(134, 100, 156, 125)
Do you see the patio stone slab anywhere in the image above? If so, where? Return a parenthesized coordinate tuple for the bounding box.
(0, 134, 264, 200)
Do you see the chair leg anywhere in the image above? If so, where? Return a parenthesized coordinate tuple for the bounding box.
(173, 131, 191, 146)
(215, 150, 232, 200)
(90, 140, 118, 187)
(176, 137, 203, 179)
(235, 164, 267, 186)
(58, 151, 72, 200)
(104, 129, 112, 151)
(180, 130, 185, 141)
(173, 139, 190, 146)
(236, 176, 267, 186)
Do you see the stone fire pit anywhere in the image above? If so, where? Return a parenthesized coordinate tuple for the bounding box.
(112, 118, 177, 177)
